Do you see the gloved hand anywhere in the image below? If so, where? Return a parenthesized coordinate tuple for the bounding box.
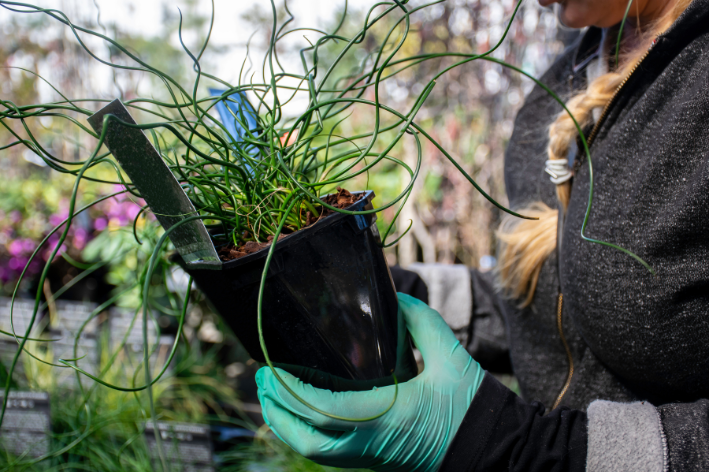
(256, 292, 485, 472)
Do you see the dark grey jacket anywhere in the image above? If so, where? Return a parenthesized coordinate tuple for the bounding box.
(405, 1, 709, 470)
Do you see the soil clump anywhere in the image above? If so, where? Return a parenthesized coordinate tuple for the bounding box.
(219, 187, 363, 261)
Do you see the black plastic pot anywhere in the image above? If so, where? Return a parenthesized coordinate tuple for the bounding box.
(178, 191, 417, 390)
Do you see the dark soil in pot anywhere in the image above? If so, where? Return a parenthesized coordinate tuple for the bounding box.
(176, 190, 417, 391)
(216, 187, 365, 261)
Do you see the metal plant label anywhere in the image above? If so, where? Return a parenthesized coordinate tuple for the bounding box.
(0, 298, 39, 378)
(144, 422, 214, 472)
(46, 300, 101, 389)
(108, 307, 175, 374)
(0, 391, 51, 459)
(53, 300, 99, 336)
(49, 330, 99, 389)
(0, 298, 38, 336)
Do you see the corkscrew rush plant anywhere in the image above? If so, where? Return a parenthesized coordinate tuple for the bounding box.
(0, 0, 653, 466)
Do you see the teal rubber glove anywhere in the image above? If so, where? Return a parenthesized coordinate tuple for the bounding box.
(256, 292, 485, 471)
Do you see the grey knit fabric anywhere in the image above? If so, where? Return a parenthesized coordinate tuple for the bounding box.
(587, 400, 666, 472)
(408, 263, 472, 345)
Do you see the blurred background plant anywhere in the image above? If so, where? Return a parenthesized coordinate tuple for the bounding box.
(0, 0, 571, 469)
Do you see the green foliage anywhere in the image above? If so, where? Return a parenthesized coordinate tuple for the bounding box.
(0, 1, 653, 470)
(2, 331, 242, 471)
(0, 0, 529, 449)
(222, 438, 372, 472)
(82, 222, 165, 309)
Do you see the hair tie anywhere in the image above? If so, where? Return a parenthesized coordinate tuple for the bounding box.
(545, 159, 572, 185)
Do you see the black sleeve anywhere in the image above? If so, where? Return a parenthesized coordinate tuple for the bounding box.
(441, 373, 588, 472)
(467, 270, 512, 374)
(658, 399, 709, 471)
(389, 265, 429, 304)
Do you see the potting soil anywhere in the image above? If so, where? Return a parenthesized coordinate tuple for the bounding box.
(218, 187, 364, 261)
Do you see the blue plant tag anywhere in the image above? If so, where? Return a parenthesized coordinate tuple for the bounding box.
(209, 89, 259, 142)
(209, 89, 260, 174)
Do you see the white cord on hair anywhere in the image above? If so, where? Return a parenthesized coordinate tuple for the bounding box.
(545, 159, 573, 185)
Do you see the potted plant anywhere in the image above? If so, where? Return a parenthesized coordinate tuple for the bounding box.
(1, 0, 651, 431)
(0, 0, 532, 420)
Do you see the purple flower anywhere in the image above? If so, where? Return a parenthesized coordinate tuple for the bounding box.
(8, 240, 23, 257)
(8, 257, 28, 271)
(94, 218, 107, 231)
(28, 260, 42, 274)
(73, 228, 87, 250)
(126, 204, 141, 220)
(49, 214, 64, 227)
(21, 239, 35, 253)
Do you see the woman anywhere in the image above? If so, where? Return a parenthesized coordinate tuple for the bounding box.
(256, 0, 709, 469)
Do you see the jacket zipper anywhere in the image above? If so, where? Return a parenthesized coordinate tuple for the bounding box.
(585, 38, 659, 149)
(552, 36, 659, 410)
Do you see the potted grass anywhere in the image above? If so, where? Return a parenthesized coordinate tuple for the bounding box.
(1, 1, 539, 427)
(84, 84, 425, 390)
(77, 1, 456, 391)
(3, 0, 652, 432)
